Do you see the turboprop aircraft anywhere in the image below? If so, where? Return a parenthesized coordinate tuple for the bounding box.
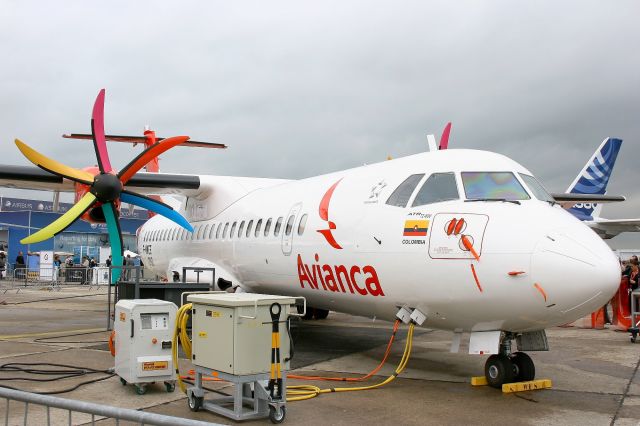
(0, 90, 626, 388)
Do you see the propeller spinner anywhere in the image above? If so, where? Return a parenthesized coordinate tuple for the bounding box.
(15, 89, 194, 282)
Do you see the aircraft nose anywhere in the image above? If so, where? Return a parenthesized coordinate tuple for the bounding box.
(531, 225, 620, 323)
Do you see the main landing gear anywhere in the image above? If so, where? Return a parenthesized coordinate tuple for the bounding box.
(297, 306, 329, 320)
(484, 336, 536, 388)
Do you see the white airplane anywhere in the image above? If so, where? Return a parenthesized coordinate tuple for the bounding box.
(0, 91, 626, 388)
(563, 137, 640, 238)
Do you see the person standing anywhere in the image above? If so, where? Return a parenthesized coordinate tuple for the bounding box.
(0, 252, 6, 280)
(15, 251, 25, 279)
(53, 255, 61, 282)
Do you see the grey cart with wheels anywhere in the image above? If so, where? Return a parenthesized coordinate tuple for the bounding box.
(629, 290, 640, 343)
(187, 366, 286, 423)
(186, 293, 301, 423)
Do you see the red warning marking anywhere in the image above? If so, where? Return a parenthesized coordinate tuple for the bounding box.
(470, 264, 483, 293)
(533, 283, 547, 302)
(454, 218, 465, 235)
(446, 219, 457, 236)
(461, 235, 480, 261)
(508, 271, 526, 276)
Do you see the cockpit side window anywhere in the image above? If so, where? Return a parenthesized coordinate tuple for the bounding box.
(412, 173, 459, 207)
(385, 174, 425, 207)
(461, 172, 530, 201)
(519, 174, 555, 203)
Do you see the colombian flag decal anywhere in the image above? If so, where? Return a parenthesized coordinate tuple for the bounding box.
(403, 219, 429, 237)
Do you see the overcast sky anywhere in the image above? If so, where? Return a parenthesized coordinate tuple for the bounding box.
(0, 1, 638, 249)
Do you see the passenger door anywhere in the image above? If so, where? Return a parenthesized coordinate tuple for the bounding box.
(281, 203, 302, 256)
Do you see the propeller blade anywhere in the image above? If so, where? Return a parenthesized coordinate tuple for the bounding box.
(101, 202, 123, 284)
(21, 193, 97, 244)
(120, 190, 193, 232)
(91, 89, 113, 173)
(439, 122, 451, 150)
(15, 139, 94, 185)
(117, 136, 190, 183)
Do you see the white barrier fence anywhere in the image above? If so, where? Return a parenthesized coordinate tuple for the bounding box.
(0, 267, 111, 293)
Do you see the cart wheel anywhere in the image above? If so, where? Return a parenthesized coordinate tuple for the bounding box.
(269, 405, 286, 424)
(188, 393, 203, 412)
(631, 336, 636, 343)
(165, 382, 176, 393)
(120, 377, 127, 386)
(135, 385, 147, 395)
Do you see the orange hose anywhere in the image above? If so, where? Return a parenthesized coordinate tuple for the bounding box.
(108, 330, 116, 357)
(288, 320, 401, 382)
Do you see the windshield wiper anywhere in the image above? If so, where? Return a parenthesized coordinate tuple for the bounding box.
(465, 198, 521, 205)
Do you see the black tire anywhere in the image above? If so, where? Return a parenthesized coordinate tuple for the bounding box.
(269, 405, 286, 424)
(165, 382, 176, 393)
(188, 394, 203, 412)
(302, 307, 315, 320)
(511, 352, 535, 382)
(135, 385, 147, 395)
(313, 309, 329, 320)
(484, 354, 515, 388)
(120, 377, 127, 386)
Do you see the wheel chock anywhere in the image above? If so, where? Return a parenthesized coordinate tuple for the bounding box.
(470, 376, 552, 392)
(470, 376, 487, 386)
(502, 379, 552, 393)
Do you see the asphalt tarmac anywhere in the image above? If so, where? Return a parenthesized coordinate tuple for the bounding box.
(0, 285, 639, 425)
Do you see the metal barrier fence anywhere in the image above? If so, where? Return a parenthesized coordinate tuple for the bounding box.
(0, 386, 222, 426)
(0, 267, 111, 293)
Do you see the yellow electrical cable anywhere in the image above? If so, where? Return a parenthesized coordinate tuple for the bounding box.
(172, 303, 193, 393)
(286, 323, 415, 401)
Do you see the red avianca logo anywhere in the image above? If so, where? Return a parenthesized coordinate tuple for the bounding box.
(317, 179, 343, 249)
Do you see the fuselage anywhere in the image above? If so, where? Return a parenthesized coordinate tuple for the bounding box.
(137, 149, 620, 333)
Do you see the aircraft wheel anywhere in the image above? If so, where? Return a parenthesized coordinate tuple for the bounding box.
(314, 309, 329, 320)
(301, 307, 314, 320)
(485, 354, 514, 388)
(511, 352, 535, 382)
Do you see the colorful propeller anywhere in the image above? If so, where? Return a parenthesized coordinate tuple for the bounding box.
(16, 89, 194, 283)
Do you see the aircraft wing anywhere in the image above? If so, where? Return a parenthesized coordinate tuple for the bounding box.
(584, 218, 640, 239)
(550, 193, 626, 209)
(0, 165, 202, 195)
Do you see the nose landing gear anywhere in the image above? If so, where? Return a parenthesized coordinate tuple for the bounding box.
(484, 336, 536, 388)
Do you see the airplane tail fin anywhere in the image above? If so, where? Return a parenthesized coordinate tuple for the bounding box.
(566, 137, 622, 220)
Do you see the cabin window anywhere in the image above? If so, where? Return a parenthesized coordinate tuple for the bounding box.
(238, 221, 245, 238)
(519, 174, 555, 203)
(462, 172, 531, 201)
(285, 215, 295, 236)
(386, 174, 425, 207)
(216, 223, 222, 239)
(255, 219, 263, 237)
(162, 229, 167, 241)
(246, 220, 254, 238)
(208, 223, 216, 239)
(196, 225, 204, 240)
(203, 224, 211, 239)
(230, 222, 237, 239)
(298, 214, 308, 235)
(223, 222, 229, 239)
(264, 218, 272, 236)
(274, 217, 283, 236)
(412, 173, 459, 206)
(179, 229, 185, 241)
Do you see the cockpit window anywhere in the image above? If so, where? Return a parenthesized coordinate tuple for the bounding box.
(461, 172, 530, 201)
(386, 174, 425, 207)
(412, 173, 459, 207)
(519, 174, 555, 203)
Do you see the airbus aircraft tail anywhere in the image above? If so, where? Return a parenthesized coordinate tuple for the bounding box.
(566, 137, 622, 220)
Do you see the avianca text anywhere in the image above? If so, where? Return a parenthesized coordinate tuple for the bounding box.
(297, 254, 385, 297)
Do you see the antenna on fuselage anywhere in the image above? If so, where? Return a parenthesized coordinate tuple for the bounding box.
(426, 134, 438, 152)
